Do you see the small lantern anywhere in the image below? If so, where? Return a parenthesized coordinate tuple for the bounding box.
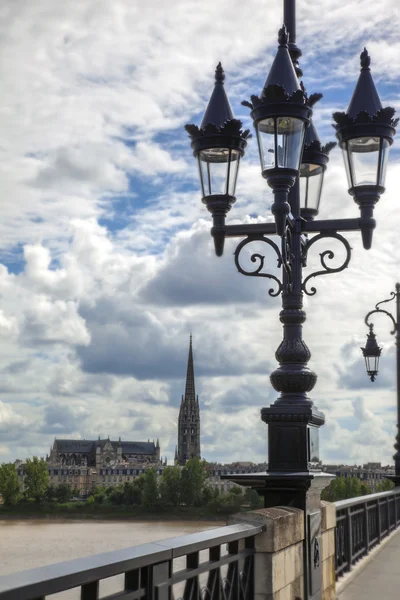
(361, 324, 382, 382)
(185, 63, 250, 256)
(242, 25, 313, 236)
(300, 118, 336, 220)
(333, 49, 398, 249)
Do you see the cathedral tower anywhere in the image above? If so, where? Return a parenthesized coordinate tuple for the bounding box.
(177, 335, 201, 465)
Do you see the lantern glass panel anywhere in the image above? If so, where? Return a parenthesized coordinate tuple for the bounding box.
(379, 138, 390, 186)
(276, 117, 305, 170)
(364, 354, 379, 377)
(342, 144, 354, 188)
(347, 136, 380, 186)
(228, 150, 241, 196)
(299, 163, 324, 211)
(256, 118, 275, 172)
(198, 148, 240, 197)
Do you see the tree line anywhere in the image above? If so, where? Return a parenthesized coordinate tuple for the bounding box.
(2, 458, 393, 510)
(321, 475, 394, 502)
(0, 457, 262, 514)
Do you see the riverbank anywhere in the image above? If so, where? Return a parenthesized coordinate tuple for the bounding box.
(0, 502, 237, 521)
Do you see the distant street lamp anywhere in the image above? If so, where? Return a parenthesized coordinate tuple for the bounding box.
(185, 0, 397, 597)
(362, 284, 400, 486)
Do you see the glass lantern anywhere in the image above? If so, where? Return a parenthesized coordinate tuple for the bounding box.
(343, 136, 390, 189)
(197, 147, 241, 198)
(256, 116, 306, 176)
(299, 162, 324, 216)
(361, 325, 381, 382)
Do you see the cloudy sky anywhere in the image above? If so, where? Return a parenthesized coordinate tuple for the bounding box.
(0, 0, 399, 467)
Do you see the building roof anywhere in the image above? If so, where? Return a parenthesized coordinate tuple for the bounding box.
(54, 439, 156, 455)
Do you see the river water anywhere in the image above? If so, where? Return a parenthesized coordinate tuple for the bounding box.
(0, 519, 224, 599)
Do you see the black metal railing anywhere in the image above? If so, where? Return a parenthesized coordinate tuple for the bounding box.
(334, 488, 400, 578)
(0, 523, 263, 600)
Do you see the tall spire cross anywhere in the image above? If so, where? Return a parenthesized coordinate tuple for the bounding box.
(184, 334, 196, 400)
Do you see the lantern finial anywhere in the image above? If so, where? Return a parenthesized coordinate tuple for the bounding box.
(215, 62, 225, 83)
(360, 48, 371, 69)
(278, 24, 289, 47)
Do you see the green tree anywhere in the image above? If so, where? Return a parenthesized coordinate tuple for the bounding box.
(92, 485, 107, 504)
(180, 458, 207, 507)
(159, 466, 181, 506)
(24, 457, 50, 502)
(376, 479, 395, 492)
(55, 484, 72, 503)
(360, 483, 371, 496)
(45, 485, 57, 502)
(0, 463, 20, 506)
(142, 469, 159, 510)
(244, 488, 260, 509)
(123, 482, 142, 505)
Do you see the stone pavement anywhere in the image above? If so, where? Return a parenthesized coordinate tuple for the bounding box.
(338, 529, 400, 599)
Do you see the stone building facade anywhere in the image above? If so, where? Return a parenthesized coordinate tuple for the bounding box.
(175, 335, 201, 465)
(48, 437, 161, 468)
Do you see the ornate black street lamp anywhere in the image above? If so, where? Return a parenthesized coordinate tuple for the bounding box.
(361, 324, 381, 382)
(185, 1, 397, 597)
(362, 284, 400, 486)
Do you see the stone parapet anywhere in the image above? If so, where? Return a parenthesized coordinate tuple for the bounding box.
(320, 501, 336, 600)
(228, 507, 304, 599)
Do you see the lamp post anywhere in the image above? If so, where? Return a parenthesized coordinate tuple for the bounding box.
(185, 1, 397, 598)
(362, 284, 400, 487)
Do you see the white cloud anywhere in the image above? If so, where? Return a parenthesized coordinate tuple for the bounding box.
(0, 0, 398, 466)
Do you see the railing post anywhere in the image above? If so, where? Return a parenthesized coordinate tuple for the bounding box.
(395, 492, 399, 527)
(387, 496, 391, 533)
(346, 508, 353, 572)
(244, 536, 255, 600)
(206, 545, 222, 600)
(226, 540, 240, 600)
(81, 581, 99, 600)
(377, 499, 382, 542)
(363, 502, 370, 556)
(125, 568, 140, 595)
(152, 562, 171, 600)
(183, 552, 200, 600)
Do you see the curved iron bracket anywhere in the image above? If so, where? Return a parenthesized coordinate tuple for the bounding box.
(234, 235, 283, 297)
(365, 306, 397, 335)
(301, 232, 352, 296)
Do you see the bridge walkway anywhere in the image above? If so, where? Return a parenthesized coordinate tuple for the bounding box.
(338, 528, 400, 599)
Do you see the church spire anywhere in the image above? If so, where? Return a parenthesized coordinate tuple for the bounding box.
(184, 334, 196, 401)
(177, 334, 201, 465)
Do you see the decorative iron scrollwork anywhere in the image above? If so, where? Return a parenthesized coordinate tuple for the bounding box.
(234, 235, 283, 297)
(280, 226, 294, 291)
(365, 303, 397, 335)
(301, 232, 352, 296)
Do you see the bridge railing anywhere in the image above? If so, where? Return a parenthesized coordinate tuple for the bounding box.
(334, 487, 400, 579)
(0, 522, 263, 600)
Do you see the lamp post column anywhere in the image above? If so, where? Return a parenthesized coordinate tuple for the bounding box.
(394, 284, 400, 483)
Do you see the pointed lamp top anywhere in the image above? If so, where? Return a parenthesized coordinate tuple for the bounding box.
(200, 62, 234, 129)
(347, 48, 382, 119)
(362, 324, 382, 357)
(262, 25, 301, 97)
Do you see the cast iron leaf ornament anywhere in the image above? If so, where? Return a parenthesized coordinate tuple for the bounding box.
(322, 141, 337, 154)
(303, 139, 337, 153)
(307, 93, 323, 108)
(332, 108, 399, 129)
(184, 119, 251, 141)
(241, 85, 308, 111)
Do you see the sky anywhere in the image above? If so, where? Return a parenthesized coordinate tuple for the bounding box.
(0, 0, 399, 467)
